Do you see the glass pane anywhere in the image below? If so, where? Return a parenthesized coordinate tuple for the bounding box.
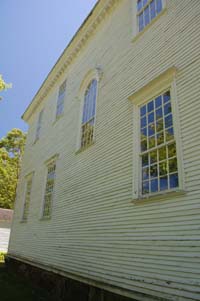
(156, 0, 163, 13)
(150, 150, 157, 164)
(166, 127, 174, 141)
(170, 173, 179, 188)
(150, 164, 158, 178)
(82, 80, 97, 125)
(149, 135, 156, 149)
(157, 132, 164, 145)
(159, 146, 166, 161)
(160, 176, 168, 191)
(142, 167, 149, 180)
(156, 119, 163, 132)
(156, 108, 163, 120)
(168, 143, 176, 158)
(169, 157, 178, 173)
(138, 13, 144, 32)
(164, 102, 172, 115)
(148, 100, 154, 112)
(142, 154, 149, 167)
(137, 0, 143, 11)
(144, 6, 150, 26)
(163, 91, 171, 103)
(165, 114, 173, 128)
(81, 119, 94, 148)
(142, 181, 149, 194)
(140, 105, 146, 117)
(143, 0, 148, 6)
(148, 112, 154, 123)
(159, 161, 168, 176)
(155, 95, 162, 108)
(151, 178, 158, 193)
(150, 0, 156, 20)
(141, 127, 147, 138)
(141, 116, 147, 128)
(148, 124, 155, 136)
(141, 139, 147, 151)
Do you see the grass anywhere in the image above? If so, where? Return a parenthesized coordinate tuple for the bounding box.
(0, 266, 53, 301)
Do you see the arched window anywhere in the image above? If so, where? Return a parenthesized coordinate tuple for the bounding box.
(81, 79, 97, 148)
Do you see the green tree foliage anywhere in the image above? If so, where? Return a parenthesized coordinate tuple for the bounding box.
(0, 129, 26, 209)
(0, 74, 12, 100)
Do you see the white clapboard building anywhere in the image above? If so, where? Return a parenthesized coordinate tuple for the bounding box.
(8, 1, 200, 300)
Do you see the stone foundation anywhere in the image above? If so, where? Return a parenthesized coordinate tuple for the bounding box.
(5, 256, 136, 301)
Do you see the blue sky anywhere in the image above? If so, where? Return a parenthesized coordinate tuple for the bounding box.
(0, 0, 97, 139)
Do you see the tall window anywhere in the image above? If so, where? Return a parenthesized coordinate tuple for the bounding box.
(22, 174, 33, 221)
(81, 79, 97, 149)
(56, 80, 66, 119)
(42, 160, 56, 218)
(137, 0, 163, 32)
(35, 110, 43, 141)
(140, 90, 179, 195)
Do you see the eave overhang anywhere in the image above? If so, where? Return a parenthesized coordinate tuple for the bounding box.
(22, 0, 118, 123)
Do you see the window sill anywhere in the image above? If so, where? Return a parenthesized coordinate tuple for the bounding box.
(132, 7, 167, 44)
(132, 189, 186, 205)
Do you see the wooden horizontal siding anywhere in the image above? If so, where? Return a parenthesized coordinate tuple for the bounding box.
(9, 0, 200, 300)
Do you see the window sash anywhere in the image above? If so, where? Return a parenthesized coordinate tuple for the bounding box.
(139, 90, 179, 195)
(137, 0, 163, 32)
(81, 79, 97, 148)
(56, 81, 66, 118)
(42, 162, 56, 218)
(22, 177, 33, 221)
(35, 110, 43, 141)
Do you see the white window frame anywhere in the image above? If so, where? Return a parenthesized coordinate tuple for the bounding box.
(55, 79, 67, 120)
(40, 154, 59, 220)
(76, 68, 103, 152)
(131, 0, 167, 39)
(129, 67, 184, 200)
(21, 172, 34, 222)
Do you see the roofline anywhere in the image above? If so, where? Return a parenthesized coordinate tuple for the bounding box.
(22, 0, 117, 122)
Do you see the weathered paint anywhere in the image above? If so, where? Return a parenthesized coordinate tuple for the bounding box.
(9, 0, 200, 300)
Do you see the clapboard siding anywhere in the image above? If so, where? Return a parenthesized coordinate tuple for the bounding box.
(9, 0, 200, 300)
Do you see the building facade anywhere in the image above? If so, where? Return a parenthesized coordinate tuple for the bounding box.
(8, 1, 200, 300)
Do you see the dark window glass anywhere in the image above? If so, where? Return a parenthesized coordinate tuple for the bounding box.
(151, 178, 158, 193)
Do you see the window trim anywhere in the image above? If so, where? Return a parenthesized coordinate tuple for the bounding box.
(129, 67, 185, 200)
(21, 172, 34, 222)
(76, 68, 102, 153)
(131, 0, 167, 42)
(40, 154, 59, 220)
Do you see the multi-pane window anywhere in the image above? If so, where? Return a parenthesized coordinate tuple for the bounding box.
(42, 161, 56, 218)
(56, 80, 66, 119)
(137, 0, 163, 32)
(81, 79, 97, 149)
(22, 175, 33, 221)
(35, 110, 43, 141)
(140, 90, 179, 195)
